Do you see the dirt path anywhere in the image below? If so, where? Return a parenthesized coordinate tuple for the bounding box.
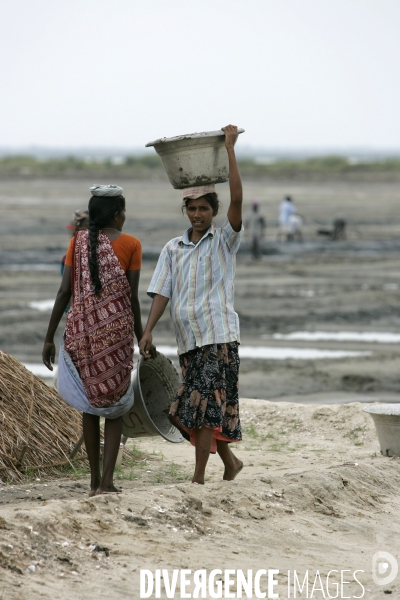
(1, 398, 400, 599)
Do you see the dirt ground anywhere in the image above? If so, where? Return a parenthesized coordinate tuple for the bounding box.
(1, 399, 400, 599)
(1, 177, 400, 598)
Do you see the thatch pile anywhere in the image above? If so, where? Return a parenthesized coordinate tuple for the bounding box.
(0, 351, 87, 482)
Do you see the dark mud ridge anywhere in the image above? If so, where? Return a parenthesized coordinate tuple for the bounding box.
(3, 240, 400, 268)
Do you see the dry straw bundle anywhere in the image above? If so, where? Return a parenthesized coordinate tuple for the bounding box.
(0, 351, 86, 482)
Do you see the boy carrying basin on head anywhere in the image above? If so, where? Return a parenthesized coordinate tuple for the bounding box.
(139, 124, 244, 485)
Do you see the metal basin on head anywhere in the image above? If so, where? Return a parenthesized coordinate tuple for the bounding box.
(146, 128, 244, 189)
(363, 404, 400, 456)
(122, 352, 183, 443)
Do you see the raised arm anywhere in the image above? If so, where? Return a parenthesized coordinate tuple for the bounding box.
(223, 124, 243, 232)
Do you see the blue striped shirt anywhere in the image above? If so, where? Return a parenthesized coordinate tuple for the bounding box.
(148, 220, 242, 355)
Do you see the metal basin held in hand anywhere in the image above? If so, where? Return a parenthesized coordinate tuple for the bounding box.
(122, 352, 183, 443)
(146, 128, 244, 189)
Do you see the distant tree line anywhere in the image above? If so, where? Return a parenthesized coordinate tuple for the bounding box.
(0, 154, 399, 180)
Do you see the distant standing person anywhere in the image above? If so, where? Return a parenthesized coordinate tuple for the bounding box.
(61, 210, 89, 276)
(244, 199, 266, 259)
(288, 212, 303, 242)
(332, 214, 346, 240)
(61, 210, 89, 314)
(278, 195, 301, 242)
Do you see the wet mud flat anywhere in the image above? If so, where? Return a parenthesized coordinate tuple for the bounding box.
(1, 177, 400, 401)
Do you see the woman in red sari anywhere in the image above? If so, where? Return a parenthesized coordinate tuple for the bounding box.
(43, 185, 147, 495)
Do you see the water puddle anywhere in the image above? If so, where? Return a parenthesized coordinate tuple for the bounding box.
(24, 364, 55, 378)
(24, 345, 371, 378)
(272, 331, 400, 344)
(383, 283, 399, 290)
(3, 265, 58, 272)
(299, 290, 315, 297)
(29, 299, 55, 311)
(226, 347, 370, 360)
(148, 345, 371, 360)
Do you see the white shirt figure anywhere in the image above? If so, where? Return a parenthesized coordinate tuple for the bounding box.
(279, 196, 296, 226)
(288, 213, 303, 235)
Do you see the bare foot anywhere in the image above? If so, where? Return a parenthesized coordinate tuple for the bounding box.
(89, 477, 101, 497)
(223, 460, 243, 481)
(95, 485, 121, 495)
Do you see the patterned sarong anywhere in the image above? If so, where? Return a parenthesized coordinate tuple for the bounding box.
(57, 340, 134, 418)
(64, 230, 134, 408)
(169, 342, 241, 453)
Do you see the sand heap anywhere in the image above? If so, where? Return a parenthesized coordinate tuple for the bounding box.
(0, 351, 86, 482)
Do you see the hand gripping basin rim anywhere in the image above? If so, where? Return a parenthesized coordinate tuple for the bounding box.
(122, 352, 184, 443)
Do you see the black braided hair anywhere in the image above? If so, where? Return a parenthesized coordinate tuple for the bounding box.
(87, 194, 126, 295)
(181, 192, 220, 215)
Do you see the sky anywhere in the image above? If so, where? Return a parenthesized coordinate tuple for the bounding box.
(1, 0, 400, 152)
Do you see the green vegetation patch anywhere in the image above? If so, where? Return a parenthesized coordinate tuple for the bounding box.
(1, 154, 400, 180)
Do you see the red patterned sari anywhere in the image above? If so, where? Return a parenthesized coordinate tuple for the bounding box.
(64, 230, 134, 408)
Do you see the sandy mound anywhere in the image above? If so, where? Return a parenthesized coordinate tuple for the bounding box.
(1, 398, 400, 599)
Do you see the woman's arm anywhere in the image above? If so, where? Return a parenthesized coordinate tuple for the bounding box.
(139, 294, 170, 358)
(126, 269, 144, 342)
(223, 124, 243, 232)
(42, 266, 72, 370)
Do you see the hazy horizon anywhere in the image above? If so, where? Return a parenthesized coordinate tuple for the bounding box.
(1, 145, 400, 160)
(1, 0, 399, 150)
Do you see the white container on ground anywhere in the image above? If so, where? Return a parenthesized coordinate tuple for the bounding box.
(122, 352, 183, 443)
(145, 129, 244, 189)
(363, 404, 400, 456)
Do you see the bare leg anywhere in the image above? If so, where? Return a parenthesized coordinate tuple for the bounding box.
(82, 413, 101, 496)
(97, 416, 123, 494)
(217, 440, 243, 481)
(192, 427, 214, 485)
(252, 237, 260, 260)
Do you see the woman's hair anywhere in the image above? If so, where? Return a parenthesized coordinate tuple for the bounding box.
(181, 192, 220, 215)
(88, 194, 125, 295)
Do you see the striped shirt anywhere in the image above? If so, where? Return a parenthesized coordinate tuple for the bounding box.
(148, 220, 242, 355)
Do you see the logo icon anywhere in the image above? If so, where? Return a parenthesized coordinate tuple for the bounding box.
(372, 551, 398, 586)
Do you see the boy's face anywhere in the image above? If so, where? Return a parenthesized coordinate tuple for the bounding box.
(186, 197, 216, 236)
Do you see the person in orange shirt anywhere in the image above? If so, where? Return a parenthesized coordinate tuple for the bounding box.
(42, 185, 152, 496)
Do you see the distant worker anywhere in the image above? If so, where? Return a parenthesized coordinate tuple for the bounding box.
(61, 210, 89, 275)
(332, 214, 346, 241)
(288, 213, 303, 242)
(61, 210, 89, 313)
(278, 196, 302, 242)
(244, 199, 266, 259)
(317, 214, 346, 241)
